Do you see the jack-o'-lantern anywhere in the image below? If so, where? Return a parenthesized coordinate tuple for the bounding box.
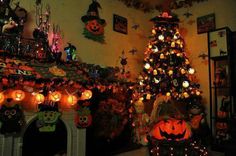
(85, 20, 104, 35)
(81, 0, 106, 43)
(75, 107, 92, 128)
(216, 122, 228, 130)
(12, 90, 25, 101)
(152, 118, 192, 141)
(217, 111, 228, 119)
(0, 92, 5, 104)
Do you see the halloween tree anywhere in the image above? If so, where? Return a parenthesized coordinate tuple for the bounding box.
(135, 12, 210, 154)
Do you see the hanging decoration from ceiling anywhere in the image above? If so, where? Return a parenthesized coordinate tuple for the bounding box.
(36, 102, 61, 132)
(0, 99, 25, 135)
(118, 0, 208, 12)
(81, 0, 106, 43)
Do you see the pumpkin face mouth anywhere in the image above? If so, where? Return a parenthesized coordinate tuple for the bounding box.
(159, 127, 186, 140)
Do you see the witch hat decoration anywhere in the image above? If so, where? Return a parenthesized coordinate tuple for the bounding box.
(81, 0, 106, 24)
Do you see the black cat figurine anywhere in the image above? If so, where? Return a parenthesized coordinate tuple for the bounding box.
(0, 104, 24, 134)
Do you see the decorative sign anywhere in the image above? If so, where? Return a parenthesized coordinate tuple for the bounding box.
(113, 14, 128, 34)
(197, 13, 215, 34)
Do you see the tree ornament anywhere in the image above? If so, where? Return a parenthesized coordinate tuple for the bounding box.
(182, 81, 189, 88)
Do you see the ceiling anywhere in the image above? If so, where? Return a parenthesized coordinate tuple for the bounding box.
(118, 0, 208, 12)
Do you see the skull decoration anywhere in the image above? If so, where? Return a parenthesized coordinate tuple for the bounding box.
(75, 107, 92, 128)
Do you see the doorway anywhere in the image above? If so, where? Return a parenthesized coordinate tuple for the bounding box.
(22, 119, 67, 156)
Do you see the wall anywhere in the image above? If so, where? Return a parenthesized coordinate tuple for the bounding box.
(18, 0, 152, 80)
(151, 0, 236, 122)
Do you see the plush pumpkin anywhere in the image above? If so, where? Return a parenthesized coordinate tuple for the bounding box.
(152, 118, 192, 141)
(75, 107, 92, 128)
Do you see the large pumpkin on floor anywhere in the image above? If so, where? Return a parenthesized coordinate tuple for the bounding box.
(152, 118, 192, 141)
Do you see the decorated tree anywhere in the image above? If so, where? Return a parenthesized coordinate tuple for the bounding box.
(138, 12, 202, 106)
(134, 12, 210, 152)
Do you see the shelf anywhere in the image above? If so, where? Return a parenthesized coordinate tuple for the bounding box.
(210, 55, 228, 61)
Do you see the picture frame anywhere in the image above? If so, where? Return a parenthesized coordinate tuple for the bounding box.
(208, 27, 231, 58)
(197, 13, 215, 34)
(113, 14, 128, 34)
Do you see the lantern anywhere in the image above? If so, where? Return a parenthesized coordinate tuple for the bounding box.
(151, 118, 192, 141)
(67, 95, 78, 105)
(81, 90, 92, 100)
(35, 93, 45, 104)
(12, 90, 25, 101)
(49, 91, 61, 102)
(0, 92, 5, 104)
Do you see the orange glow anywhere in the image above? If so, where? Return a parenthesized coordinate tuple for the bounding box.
(12, 90, 25, 101)
(49, 91, 61, 102)
(0, 92, 5, 104)
(81, 90, 92, 100)
(67, 95, 78, 105)
(35, 93, 45, 104)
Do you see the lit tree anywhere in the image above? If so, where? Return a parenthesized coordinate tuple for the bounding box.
(138, 12, 202, 105)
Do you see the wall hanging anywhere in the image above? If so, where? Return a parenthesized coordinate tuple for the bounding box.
(81, 0, 106, 43)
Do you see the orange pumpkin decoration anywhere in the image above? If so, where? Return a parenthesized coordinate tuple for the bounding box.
(217, 111, 228, 118)
(0, 92, 5, 104)
(12, 90, 25, 101)
(85, 19, 104, 35)
(216, 122, 228, 130)
(152, 118, 192, 141)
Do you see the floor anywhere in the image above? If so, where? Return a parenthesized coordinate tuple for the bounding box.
(115, 147, 225, 156)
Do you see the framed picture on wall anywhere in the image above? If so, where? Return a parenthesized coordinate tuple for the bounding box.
(197, 13, 215, 34)
(208, 27, 231, 57)
(113, 14, 128, 34)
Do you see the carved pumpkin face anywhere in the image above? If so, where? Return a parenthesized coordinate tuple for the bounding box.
(152, 118, 191, 141)
(217, 111, 228, 118)
(216, 122, 228, 130)
(85, 19, 104, 35)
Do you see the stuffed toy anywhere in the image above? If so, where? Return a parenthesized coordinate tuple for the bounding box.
(36, 103, 61, 132)
(188, 103, 210, 145)
(133, 98, 150, 145)
(0, 102, 24, 135)
(81, 0, 106, 43)
(2, 17, 18, 33)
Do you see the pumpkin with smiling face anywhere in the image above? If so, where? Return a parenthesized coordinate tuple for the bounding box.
(85, 19, 104, 35)
(152, 118, 192, 141)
